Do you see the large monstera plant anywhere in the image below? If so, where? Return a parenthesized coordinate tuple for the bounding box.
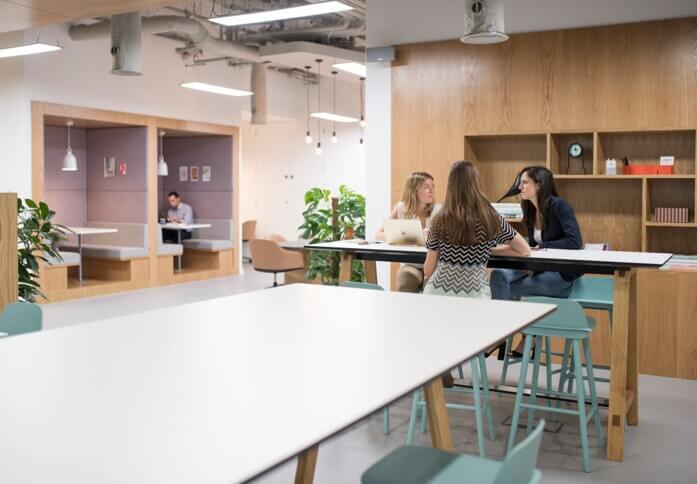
(298, 185, 366, 284)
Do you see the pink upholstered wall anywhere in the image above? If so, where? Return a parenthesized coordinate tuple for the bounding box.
(158, 135, 233, 220)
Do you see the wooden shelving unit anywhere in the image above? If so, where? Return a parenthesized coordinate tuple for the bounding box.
(466, 129, 697, 254)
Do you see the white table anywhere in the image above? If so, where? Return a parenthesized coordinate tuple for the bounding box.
(301, 241, 673, 461)
(0, 284, 553, 484)
(0, 332, 7, 338)
(160, 223, 211, 271)
(66, 226, 118, 284)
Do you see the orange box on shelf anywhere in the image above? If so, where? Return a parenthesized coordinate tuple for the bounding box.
(623, 164, 674, 175)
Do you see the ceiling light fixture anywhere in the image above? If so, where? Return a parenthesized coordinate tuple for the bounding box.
(315, 59, 323, 156)
(332, 62, 366, 77)
(304, 65, 313, 144)
(180, 81, 253, 97)
(331, 70, 338, 143)
(210, 1, 353, 27)
(310, 112, 358, 123)
(0, 42, 61, 59)
(157, 131, 168, 176)
(62, 120, 77, 172)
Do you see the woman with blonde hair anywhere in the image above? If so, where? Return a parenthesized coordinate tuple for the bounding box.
(424, 160, 530, 298)
(377, 171, 441, 292)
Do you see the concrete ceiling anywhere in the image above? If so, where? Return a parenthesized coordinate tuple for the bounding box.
(366, 0, 697, 47)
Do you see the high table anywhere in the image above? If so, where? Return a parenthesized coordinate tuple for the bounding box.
(0, 284, 554, 484)
(302, 240, 673, 462)
(160, 222, 211, 271)
(66, 226, 118, 284)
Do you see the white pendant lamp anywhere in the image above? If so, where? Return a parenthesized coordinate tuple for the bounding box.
(315, 58, 323, 156)
(304, 65, 313, 144)
(62, 120, 77, 171)
(330, 70, 338, 143)
(157, 130, 168, 176)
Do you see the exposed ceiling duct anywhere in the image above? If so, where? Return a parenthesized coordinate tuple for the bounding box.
(460, 0, 509, 45)
(250, 63, 268, 124)
(70, 15, 260, 63)
(110, 12, 142, 76)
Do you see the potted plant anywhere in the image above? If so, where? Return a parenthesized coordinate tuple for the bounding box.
(298, 185, 366, 284)
(17, 199, 67, 302)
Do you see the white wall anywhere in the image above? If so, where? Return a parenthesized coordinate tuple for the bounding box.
(0, 24, 366, 239)
(241, 117, 365, 240)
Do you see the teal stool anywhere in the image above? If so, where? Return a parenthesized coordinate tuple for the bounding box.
(340, 281, 391, 435)
(0, 302, 42, 336)
(407, 353, 495, 457)
(362, 420, 545, 484)
(507, 298, 603, 473)
(562, 276, 614, 391)
(499, 275, 614, 388)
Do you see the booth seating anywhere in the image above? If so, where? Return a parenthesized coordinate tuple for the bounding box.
(166, 219, 235, 277)
(41, 251, 81, 293)
(156, 228, 183, 280)
(60, 222, 149, 283)
(182, 219, 234, 251)
(157, 228, 183, 257)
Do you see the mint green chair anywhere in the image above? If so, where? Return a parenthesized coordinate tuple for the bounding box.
(507, 298, 602, 473)
(499, 275, 614, 389)
(0, 302, 42, 336)
(340, 281, 391, 435)
(362, 420, 545, 484)
(406, 353, 495, 458)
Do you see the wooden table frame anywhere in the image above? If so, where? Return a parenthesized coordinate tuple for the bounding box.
(299, 243, 664, 463)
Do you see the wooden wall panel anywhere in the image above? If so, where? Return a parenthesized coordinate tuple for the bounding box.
(392, 17, 697, 206)
(0, 193, 17, 312)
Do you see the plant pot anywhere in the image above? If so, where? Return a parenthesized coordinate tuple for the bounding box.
(343, 228, 355, 240)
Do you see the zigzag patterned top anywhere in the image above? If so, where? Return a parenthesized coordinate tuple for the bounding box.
(423, 215, 516, 297)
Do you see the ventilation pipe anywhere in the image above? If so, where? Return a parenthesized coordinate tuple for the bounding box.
(110, 12, 142, 75)
(70, 16, 260, 63)
(460, 0, 508, 45)
(250, 63, 268, 124)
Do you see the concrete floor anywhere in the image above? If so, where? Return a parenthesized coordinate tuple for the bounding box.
(42, 264, 697, 484)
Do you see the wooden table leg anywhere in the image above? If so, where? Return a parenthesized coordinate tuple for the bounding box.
(295, 445, 319, 484)
(423, 377, 454, 450)
(607, 268, 637, 462)
(626, 270, 639, 426)
(364, 260, 378, 284)
(338, 252, 355, 283)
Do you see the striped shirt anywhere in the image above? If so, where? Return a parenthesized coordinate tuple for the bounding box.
(424, 215, 516, 297)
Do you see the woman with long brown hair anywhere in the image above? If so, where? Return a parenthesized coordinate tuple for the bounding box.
(377, 171, 441, 292)
(423, 160, 530, 298)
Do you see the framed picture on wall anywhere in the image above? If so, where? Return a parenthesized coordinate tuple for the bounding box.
(201, 166, 211, 182)
(104, 156, 116, 178)
(190, 165, 200, 182)
(179, 166, 188, 182)
(119, 161, 127, 176)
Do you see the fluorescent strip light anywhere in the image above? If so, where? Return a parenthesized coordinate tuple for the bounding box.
(210, 1, 352, 27)
(310, 112, 358, 123)
(0, 42, 61, 59)
(180, 81, 253, 97)
(332, 62, 366, 77)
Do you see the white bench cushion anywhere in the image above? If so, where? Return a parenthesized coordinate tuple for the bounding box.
(158, 243, 183, 256)
(183, 239, 234, 251)
(60, 244, 149, 261)
(45, 251, 81, 267)
(191, 219, 234, 240)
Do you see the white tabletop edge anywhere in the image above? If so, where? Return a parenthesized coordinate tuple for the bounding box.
(66, 227, 119, 235)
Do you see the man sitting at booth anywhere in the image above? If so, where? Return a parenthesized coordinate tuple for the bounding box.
(163, 191, 194, 243)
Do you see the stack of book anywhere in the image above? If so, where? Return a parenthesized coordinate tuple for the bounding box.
(654, 207, 689, 223)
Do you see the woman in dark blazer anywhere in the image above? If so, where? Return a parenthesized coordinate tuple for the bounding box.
(490, 166, 583, 300)
(490, 166, 583, 354)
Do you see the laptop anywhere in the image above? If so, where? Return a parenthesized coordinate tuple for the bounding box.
(384, 219, 425, 246)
